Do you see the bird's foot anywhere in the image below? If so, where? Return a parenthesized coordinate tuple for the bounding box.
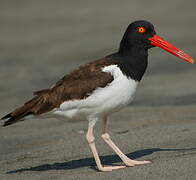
(123, 159, 151, 166)
(98, 165, 126, 172)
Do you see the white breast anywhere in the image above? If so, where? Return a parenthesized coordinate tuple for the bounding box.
(53, 65, 138, 119)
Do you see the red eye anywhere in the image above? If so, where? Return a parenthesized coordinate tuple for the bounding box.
(137, 27, 146, 33)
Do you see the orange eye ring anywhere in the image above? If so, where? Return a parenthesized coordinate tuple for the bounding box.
(137, 27, 146, 33)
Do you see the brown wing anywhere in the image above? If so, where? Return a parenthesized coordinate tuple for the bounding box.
(34, 57, 116, 112)
(1, 57, 116, 126)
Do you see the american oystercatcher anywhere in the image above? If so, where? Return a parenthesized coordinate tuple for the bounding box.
(1, 20, 194, 171)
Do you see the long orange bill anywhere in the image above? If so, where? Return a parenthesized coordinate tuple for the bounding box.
(149, 35, 194, 64)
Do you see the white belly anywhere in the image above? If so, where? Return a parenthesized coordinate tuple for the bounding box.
(53, 65, 138, 119)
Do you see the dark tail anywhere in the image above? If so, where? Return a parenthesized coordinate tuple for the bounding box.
(1, 88, 56, 127)
(1, 111, 32, 127)
(1, 96, 40, 126)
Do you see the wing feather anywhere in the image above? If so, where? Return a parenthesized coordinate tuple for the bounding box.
(1, 57, 117, 126)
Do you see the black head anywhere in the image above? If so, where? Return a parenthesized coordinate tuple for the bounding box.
(119, 20, 156, 54)
(112, 20, 193, 81)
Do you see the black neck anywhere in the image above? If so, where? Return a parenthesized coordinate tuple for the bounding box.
(108, 46, 148, 81)
(118, 44, 148, 57)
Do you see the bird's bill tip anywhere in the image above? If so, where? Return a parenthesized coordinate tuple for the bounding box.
(188, 57, 194, 64)
(149, 35, 194, 64)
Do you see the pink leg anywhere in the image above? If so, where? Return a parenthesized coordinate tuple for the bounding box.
(86, 123, 126, 171)
(101, 116, 151, 167)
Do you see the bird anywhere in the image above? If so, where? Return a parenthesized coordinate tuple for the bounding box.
(1, 20, 194, 172)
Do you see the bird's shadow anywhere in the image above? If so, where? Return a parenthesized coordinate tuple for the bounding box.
(7, 147, 196, 173)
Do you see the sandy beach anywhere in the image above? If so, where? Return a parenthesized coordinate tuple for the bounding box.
(0, 0, 196, 179)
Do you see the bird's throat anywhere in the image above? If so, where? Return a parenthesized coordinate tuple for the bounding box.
(109, 46, 148, 81)
(118, 43, 148, 57)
